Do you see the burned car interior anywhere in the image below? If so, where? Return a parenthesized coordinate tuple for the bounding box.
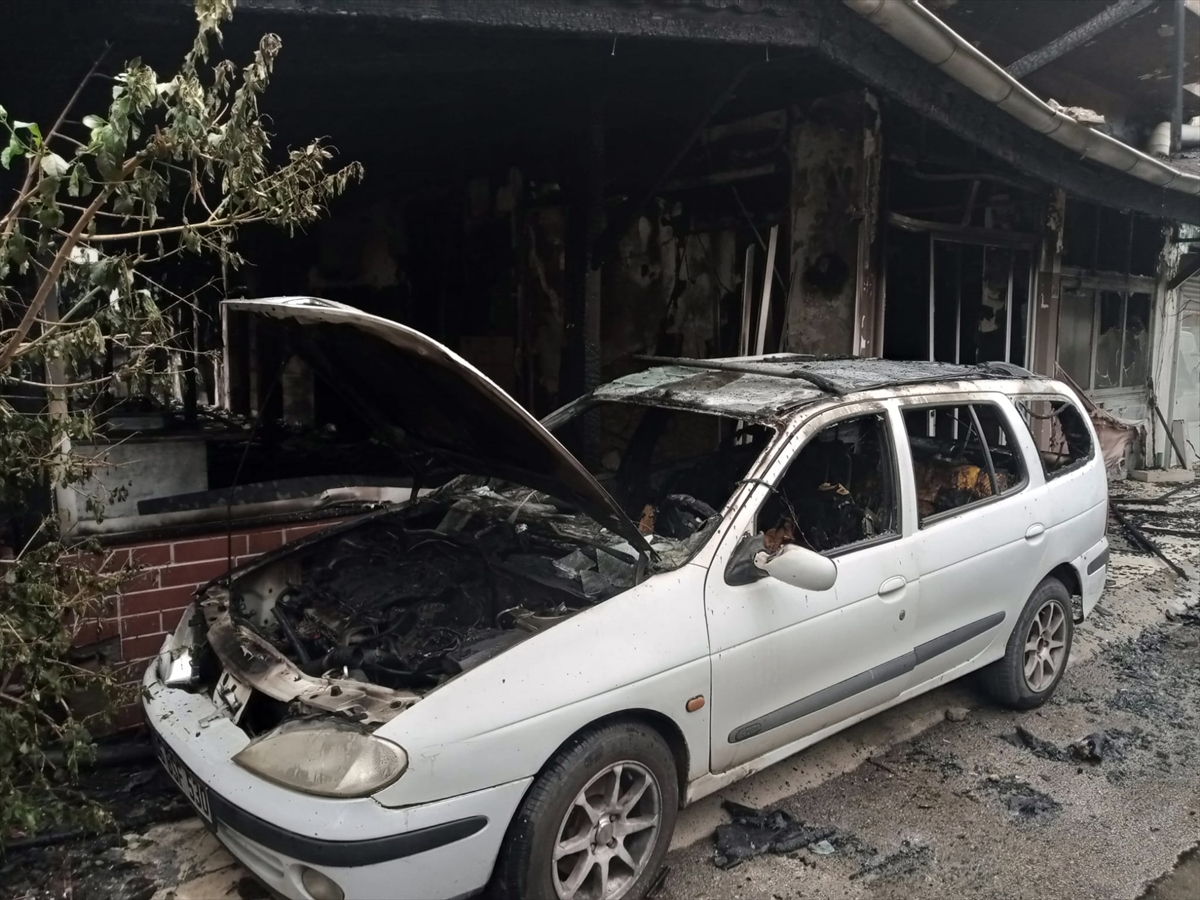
(757, 413, 898, 555)
(903, 403, 1024, 522)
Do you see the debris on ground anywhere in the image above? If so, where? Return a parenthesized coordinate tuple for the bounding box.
(1002, 723, 1145, 765)
(1068, 728, 1143, 763)
(0, 750, 192, 900)
(944, 707, 969, 722)
(903, 744, 965, 780)
(851, 839, 935, 881)
(713, 801, 838, 869)
(979, 776, 1062, 823)
(1002, 725, 1070, 761)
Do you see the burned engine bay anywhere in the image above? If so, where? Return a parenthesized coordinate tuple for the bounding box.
(193, 481, 718, 730)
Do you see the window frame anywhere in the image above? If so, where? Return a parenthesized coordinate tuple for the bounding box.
(897, 398, 1030, 528)
(752, 408, 904, 560)
(1011, 393, 1095, 482)
(1056, 270, 1154, 392)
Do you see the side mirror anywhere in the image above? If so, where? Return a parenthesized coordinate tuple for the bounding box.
(755, 543, 837, 592)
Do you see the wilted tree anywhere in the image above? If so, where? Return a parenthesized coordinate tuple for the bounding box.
(0, 0, 361, 841)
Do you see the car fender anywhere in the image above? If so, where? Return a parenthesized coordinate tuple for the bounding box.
(371, 562, 711, 807)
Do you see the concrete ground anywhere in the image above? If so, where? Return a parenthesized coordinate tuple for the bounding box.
(5, 481, 1198, 900)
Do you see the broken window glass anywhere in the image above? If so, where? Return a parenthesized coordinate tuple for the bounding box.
(1013, 396, 1094, 479)
(1058, 288, 1095, 388)
(756, 414, 898, 555)
(901, 403, 1023, 524)
(1058, 288, 1150, 392)
(1093, 291, 1124, 389)
(1122, 293, 1150, 387)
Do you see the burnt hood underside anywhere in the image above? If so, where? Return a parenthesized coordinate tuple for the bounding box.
(223, 297, 649, 553)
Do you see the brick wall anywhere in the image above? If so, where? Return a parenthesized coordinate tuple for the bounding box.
(74, 517, 346, 729)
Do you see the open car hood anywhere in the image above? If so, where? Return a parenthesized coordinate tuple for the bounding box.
(223, 297, 649, 553)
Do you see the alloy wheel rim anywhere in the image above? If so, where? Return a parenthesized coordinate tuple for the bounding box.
(1024, 599, 1067, 692)
(551, 760, 662, 900)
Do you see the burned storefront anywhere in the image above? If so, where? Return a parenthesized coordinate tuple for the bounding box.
(2, 0, 1197, 704)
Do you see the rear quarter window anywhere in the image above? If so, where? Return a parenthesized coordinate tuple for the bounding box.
(900, 402, 1026, 526)
(1012, 396, 1094, 479)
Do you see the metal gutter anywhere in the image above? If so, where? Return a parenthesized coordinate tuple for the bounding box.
(844, 0, 1200, 198)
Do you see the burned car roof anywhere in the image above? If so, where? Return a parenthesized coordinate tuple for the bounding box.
(587, 355, 1026, 422)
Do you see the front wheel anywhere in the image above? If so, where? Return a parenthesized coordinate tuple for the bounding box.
(982, 576, 1074, 709)
(491, 721, 679, 900)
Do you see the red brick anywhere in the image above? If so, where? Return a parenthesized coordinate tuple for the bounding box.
(160, 606, 191, 633)
(129, 543, 172, 567)
(120, 568, 160, 592)
(97, 594, 120, 617)
(121, 612, 162, 639)
(159, 559, 230, 588)
(99, 548, 132, 571)
(120, 585, 197, 617)
(122, 633, 166, 661)
(283, 523, 327, 542)
(72, 618, 119, 646)
(246, 529, 285, 554)
(173, 535, 246, 563)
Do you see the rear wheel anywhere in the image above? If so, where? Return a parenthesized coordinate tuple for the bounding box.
(982, 576, 1074, 709)
(492, 721, 678, 900)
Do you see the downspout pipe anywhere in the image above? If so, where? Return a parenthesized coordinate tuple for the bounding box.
(843, 0, 1200, 198)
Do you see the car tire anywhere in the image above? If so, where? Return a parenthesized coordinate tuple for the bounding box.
(982, 576, 1075, 710)
(491, 720, 679, 900)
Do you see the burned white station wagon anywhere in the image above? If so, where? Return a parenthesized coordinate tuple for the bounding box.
(146, 297, 1108, 900)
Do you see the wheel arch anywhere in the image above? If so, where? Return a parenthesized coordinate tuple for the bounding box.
(489, 708, 689, 897)
(523, 708, 692, 811)
(1047, 562, 1084, 621)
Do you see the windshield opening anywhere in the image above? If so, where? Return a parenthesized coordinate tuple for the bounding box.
(547, 400, 776, 540)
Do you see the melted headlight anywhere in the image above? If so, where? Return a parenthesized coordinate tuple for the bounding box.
(232, 718, 407, 797)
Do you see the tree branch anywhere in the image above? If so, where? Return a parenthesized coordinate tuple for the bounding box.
(0, 156, 139, 373)
(0, 44, 112, 239)
(83, 213, 266, 242)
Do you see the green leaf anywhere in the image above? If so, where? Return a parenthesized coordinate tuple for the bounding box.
(7, 230, 28, 266)
(67, 164, 92, 198)
(0, 104, 6, 120)
(81, 114, 106, 130)
(40, 152, 69, 178)
(14, 121, 42, 148)
(3, 132, 23, 169)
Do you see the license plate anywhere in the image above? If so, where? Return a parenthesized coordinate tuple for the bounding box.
(155, 735, 213, 825)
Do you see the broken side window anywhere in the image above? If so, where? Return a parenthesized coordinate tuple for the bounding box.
(1012, 396, 1094, 480)
(756, 413, 899, 555)
(901, 402, 1025, 525)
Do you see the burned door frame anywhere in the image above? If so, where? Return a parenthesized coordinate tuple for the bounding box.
(922, 235, 1037, 370)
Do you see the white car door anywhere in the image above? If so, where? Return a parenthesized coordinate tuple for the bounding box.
(705, 402, 920, 773)
(899, 395, 1048, 685)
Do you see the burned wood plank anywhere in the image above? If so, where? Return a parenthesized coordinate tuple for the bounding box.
(1004, 0, 1155, 79)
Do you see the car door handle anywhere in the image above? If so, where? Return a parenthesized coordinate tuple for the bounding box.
(1025, 524, 1045, 541)
(879, 576, 907, 598)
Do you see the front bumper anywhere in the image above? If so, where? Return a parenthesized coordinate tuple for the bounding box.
(142, 653, 530, 900)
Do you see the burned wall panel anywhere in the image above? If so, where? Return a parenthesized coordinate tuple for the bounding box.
(783, 91, 880, 356)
